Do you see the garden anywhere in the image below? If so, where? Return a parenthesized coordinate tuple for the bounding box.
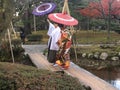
(0, 0, 120, 89)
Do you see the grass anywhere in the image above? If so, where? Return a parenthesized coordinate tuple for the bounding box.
(76, 45, 113, 53)
(75, 30, 120, 44)
(26, 30, 120, 44)
(0, 62, 85, 90)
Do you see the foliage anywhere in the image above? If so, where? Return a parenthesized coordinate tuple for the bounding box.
(79, 0, 120, 19)
(13, 0, 85, 33)
(21, 54, 35, 66)
(27, 34, 43, 41)
(88, 19, 105, 30)
(0, 0, 15, 35)
(78, 0, 120, 38)
(0, 39, 24, 62)
(0, 41, 11, 62)
(110, 22, 120, 33)
(0, 62, 85, 90)
(25, 31, 49, 44)
(0, 77, 17, 90)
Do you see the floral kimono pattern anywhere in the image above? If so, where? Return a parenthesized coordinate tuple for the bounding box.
(56, 29, 72, 69)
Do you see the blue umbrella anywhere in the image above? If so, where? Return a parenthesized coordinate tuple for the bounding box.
(32, 3, 56, 16)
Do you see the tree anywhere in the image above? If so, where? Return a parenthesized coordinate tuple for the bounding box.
(0, 0, 15, 39)
(14, 0, 63, 34)
(80, 0, 120, 19)
(79, 0, 120, 41)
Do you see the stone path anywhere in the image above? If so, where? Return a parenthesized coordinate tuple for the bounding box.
(22, 45, 118, 90)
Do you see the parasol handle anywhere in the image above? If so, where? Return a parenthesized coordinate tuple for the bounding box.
(47, 19, 51, 23)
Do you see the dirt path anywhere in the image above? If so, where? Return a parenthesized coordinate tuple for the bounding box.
(22, 45, 118, 90)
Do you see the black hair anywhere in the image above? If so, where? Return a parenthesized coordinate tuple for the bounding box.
(58, 24, 64, 28)
(20, 27, 24, 32)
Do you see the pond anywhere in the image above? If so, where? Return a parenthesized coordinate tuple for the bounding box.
(85, 67, 120, 90)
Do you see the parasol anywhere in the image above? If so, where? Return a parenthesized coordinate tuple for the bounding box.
(32, 3, 56, 16)
(48, 13, 78, 26)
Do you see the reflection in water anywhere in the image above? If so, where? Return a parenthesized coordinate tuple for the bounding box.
(85, 67, 120, 90)
(111, 80, 120, 89)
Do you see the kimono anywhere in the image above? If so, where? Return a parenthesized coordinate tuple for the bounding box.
(47, 22, 61, 63)
(56, 29, 72, 69)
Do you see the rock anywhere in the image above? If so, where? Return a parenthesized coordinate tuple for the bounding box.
(116, 40, 120, 45)
(100, 52, 108, 60)
(82, 53, 87, 58)
(88, 53, 94, 58)
(118, 52, 120, 57)
(94, 52, 100, 59)
(111, 56, 119, 61)
(100, 44, 115, 49)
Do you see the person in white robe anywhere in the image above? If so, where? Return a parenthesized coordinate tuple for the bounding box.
(47, 19, 61, 64)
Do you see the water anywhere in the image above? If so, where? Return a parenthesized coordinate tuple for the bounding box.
(85, 67, 120, 90)
(110, 80, 120, 89)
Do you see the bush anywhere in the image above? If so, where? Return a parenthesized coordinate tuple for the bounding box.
(0, 41, 11, 62)
(0, 77, 17, 90)
(12, 39, 24, 55)
(0, 39, 24, 62)
(111, 23, 120, 34)
(0, 62, 86, 90)
(11, 39, 21, 45)
(27, 34, 43, 41)
(114, 30, 120, 34)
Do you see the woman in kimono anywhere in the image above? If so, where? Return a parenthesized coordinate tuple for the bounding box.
(47, 19, 61, 65)
(56, 25, 72, 69)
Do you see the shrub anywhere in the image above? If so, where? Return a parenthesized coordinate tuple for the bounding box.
(11, 39, 21, 45)
(0, 41, 11, 62)
(0, 62, 86, 90)
(12, 39, 24, 55)
(0, 77, 17, 90)
(27, 34, 43, 41)
(111, 23, 120, 34)
(0, 39, 24, 62)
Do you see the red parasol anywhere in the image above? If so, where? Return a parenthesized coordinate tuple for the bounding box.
(48, 13, 78, 26)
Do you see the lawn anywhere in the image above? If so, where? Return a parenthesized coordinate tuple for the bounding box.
(26, 30, 120, 44)
(75, 30, 120, 44)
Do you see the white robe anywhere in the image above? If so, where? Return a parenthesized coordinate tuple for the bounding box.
(47, 23, 61, 51)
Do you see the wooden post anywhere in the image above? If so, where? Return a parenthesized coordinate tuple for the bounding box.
(33, 15, 36, 32)
(8, 29, 15, 63)
(62, 0, 78, 61)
